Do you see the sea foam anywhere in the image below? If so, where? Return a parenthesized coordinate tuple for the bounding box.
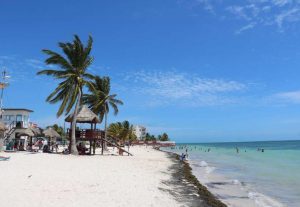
(248, 191, 285, 207)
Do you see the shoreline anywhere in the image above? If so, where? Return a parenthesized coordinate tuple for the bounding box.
(160, 149, 227, 207)
(164, 144, 291, 207)
(0, 146, 227, 207)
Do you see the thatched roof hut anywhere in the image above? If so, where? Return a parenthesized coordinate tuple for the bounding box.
(65, 105, 100, 123)
(29, 127, 43, 137)
(43, 127, 61, 138)
(14, 128, 35, 137)
(0, 122, 7, 132)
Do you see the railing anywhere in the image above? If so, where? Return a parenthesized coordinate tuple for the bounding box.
(67, 129, 105, 140)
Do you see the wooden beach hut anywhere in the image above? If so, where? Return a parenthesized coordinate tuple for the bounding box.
(13, 128, 35, 150)
(65, 105, 132, 156)
(65, 105, 103, 155)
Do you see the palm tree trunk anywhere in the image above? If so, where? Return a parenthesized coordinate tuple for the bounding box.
(102, 111, 108, 155)
(70, 90, 81, 155)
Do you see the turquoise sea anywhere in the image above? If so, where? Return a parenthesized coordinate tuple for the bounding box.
(165, 140, 300, 207)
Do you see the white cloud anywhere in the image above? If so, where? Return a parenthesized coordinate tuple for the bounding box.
(272, 0, 291, 7)
(186, 0, 300, 32)
(235, 22, 257, 34)
(275, 7, 300, 29)
(196, 0, 215, 14)
(273, 90, 300, 104)
(226, 5, 252, 20)
(124, 70, 246, 106)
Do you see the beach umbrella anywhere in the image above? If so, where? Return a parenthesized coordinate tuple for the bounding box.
(14, 128, 35, 137)
(43, 128, 61, 151)
(43, 127, 61, 139)
(29, 127, 43, 137)
(0, 122, 6, 132)
(65, 105, 100, 123)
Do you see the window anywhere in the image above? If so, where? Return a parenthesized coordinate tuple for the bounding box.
(3, 115, 15, 121)
(4, 115, 10, 121)
(23, 115, 28, 122)
(16, 115, 22, 121)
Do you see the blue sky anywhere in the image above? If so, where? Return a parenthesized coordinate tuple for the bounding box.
(1, 0, 300, 142)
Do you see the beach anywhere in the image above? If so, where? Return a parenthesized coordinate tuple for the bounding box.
(0, 146, 223, 207)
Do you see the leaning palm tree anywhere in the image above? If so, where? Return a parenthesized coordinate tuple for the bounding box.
(37, 35, 94, 155)
(83, 76, 123, 154)
(107, 122, 123, 141)
(108, 121, 136, 143)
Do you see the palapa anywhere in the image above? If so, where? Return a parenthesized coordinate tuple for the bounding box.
(43, 127, 61, 138)
(65, 105, 100, 123)
(14, 128, 35, 137)
(29, 127, 43, 137)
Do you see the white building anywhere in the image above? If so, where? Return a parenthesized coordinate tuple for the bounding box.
(133, 125, 146, 140)
(1, 108, 33, 128)
(0, 108, 34, 150)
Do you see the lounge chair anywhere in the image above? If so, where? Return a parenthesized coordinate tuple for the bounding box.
(0, 156, 10, 161)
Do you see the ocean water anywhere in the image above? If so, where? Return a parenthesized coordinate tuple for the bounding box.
(165, 140, 300, 207)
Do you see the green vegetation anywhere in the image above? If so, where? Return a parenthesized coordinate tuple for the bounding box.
(145, 132, 170, 141)
(107, 120, 137, 143)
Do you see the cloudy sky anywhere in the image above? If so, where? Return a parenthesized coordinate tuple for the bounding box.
(1, 0, 300, 142)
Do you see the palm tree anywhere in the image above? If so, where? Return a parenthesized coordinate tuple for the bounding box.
(107, 122, 123, 141)
(37, 35, 94, 155)
(107, 121, 136, 152)
(83, 76, 123, 154)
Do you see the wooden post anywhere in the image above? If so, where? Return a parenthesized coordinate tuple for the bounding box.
(93, 140, 96, 154)
(89, 140, 92, 155)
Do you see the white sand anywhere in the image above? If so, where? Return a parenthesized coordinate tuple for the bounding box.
(0, 147, 181, 207)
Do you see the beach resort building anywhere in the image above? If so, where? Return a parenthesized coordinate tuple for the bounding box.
(0, 108, 36, 150)
(1, 108, 33, 128)
(133, 125, 146, 140)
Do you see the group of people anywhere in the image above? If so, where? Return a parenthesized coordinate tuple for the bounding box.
(30, 139, 58, 153)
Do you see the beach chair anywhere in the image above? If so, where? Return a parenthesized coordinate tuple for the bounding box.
(0, 156, 10, 161)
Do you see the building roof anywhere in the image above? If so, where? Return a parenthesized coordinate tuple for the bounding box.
(29, 127, 43, 137)
(14, 128, 35, 137)
(3, 108, 34, 112)
(65, 105, 100, 123)
(43, 127, 61, 138)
